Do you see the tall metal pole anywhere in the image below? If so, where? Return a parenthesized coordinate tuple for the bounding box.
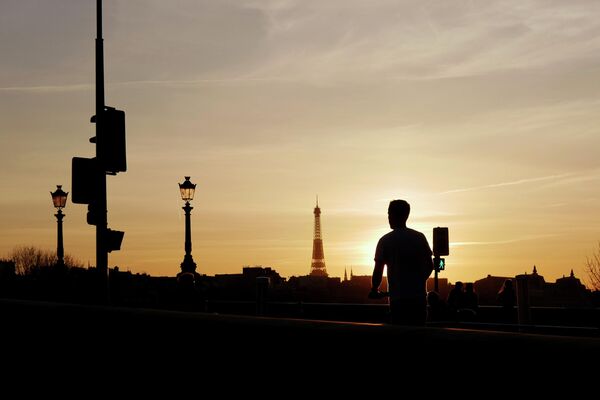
(96, 0, 109, 302)
(184, 202, 192, 257)
(434, 262, 439, 292)
(55, 209, 65, 268)
(181, 202, 196, 273)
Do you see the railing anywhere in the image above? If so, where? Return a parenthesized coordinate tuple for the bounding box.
(200, 299, 600, 336)
(2, 298, 598, 380)
(1, 298, 598, 353)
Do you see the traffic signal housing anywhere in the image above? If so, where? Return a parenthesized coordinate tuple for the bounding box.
(433, 227, 449, 256)
(90, 106, 127, 174)
(72, 157, 98, 204)
(86, 203, 99, 226)
(106, 229, 125, 252)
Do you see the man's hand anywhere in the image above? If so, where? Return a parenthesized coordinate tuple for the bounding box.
(368, 288, 379, 299)
(369, 288, 390, 299)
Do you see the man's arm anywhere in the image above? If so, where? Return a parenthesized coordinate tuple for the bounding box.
(370, 238, 385, 298)
(422, 233, 434, 280)
(423, 255, 434, 280)
(371, 260, 385, 294)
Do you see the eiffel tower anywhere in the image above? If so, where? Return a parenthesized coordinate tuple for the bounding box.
(310, 196, 328, 277)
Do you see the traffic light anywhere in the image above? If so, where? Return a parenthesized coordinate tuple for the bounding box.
(437, 258, 445, 271)
(72, 157, 99, 204)
(433, 227, 449, 256)
(106, 229, 124, 252)
(90, 106, 127, 174)
(86, 203, 98, 226)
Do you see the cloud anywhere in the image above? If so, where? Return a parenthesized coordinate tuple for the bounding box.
(243, 0, 600, 82)
(0, 77, 296, 93)
(7, 1, 600, 87)
(0, 84, 91, 92)
(536, 169, 600, 189)
(451, 233, 560, 247)
(440, 173, 573, 194)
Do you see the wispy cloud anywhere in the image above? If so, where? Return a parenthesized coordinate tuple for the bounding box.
(451, 233, 560, 247)
(536, 170, 600, 189)
(0, 84, 91, 92)
(440, 173, 572, 194)
(244, 0, 600, 82)
(0, 77, 297, 93)
(115, 77, 298, 86)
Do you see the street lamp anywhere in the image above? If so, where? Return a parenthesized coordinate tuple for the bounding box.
(178, 176, 197, 274)
(50, 185, 68, 268)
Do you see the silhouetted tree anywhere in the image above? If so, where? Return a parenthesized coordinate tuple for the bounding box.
(585, 242, 600, 291)
(7, 246, 83, 275)
(63, 254, 84, 270)
(10, 246, 53, 275)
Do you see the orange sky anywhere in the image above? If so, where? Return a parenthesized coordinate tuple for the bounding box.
(1, 1, 600, 285)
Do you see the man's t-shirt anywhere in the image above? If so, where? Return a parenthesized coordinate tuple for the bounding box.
(374, 227, 432, 300)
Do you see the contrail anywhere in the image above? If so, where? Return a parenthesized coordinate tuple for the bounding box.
(440, 173, 573, 194)
(0, 83, 91, 92)
(451, 233, 560, 247)
(0, 77, 294, 93)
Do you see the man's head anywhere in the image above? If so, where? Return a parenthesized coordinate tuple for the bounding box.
(388, 199, 410, 229)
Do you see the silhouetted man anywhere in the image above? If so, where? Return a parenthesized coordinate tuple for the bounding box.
(370, 200, 433, 325)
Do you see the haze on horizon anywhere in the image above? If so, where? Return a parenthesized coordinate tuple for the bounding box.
(2, 0, 600, 284)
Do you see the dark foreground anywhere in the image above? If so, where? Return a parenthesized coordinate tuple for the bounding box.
(1, 299, 598, 382)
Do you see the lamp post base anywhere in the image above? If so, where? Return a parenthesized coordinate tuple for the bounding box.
(180, 254, 197, 274)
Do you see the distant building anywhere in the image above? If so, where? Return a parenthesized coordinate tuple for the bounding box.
(474, 275, 512, 306)
(426, 277, 449, 300)
(215, 265, 283, 284)
(287, 274, 342, 302)
(474, 266, 551, 306)
(526, 265, 547, 303)
(474, 266, 591, 307)
(339, 274, 388, 303)
(212, 265, 285, 300)
(346, 274, 372, 289)
(550, 269, 590, 307)
(242, 266, 284, 285)
(289, 275, 340, 290)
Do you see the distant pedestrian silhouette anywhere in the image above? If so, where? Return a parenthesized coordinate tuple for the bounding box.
(446, 281, 464, 318)
(497, 279, 516, 323)
(370, 200, 433, 325)
(426, 290, 447, 322)
(176, 271, 205, 311)
(460, 282, 479, 321)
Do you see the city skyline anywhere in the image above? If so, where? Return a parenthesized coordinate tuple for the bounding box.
(2, 1, 600, 284)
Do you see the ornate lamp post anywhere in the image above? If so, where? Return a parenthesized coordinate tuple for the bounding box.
(179, 176, 197, 274)
(50, 185, 69, 268)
